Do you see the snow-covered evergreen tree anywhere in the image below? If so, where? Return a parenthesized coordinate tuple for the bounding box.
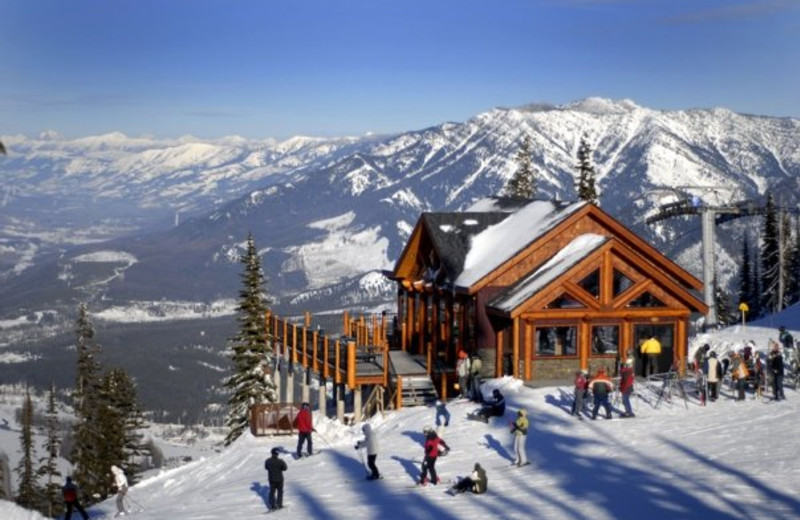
(760, 194, 780, 313)
(71, 303, 105, 500)
(789, 218, 800, 306)
(714, 277, 735, 328)
(224, 233, 277, 446)
(38, 382, 63, 518)
(15, 390, 40, 509)
(575, 135, 598, 204)
(505, 134, 537, 199)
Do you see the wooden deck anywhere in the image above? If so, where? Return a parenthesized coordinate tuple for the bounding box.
(388, 350, 429, 376)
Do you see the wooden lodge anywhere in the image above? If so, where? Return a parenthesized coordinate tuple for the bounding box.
(385, 197, 708, 395)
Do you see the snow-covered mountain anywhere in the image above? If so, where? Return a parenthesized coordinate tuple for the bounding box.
(1, 98, 798, 420)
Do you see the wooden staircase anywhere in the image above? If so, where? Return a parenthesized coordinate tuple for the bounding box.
(398, 375, 438, 407)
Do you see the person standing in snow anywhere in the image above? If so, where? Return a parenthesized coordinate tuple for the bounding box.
(435, 400, 450, 428)
(769, 346, 785, 401)
(571, 370, 589, 419)
(419, 429, 450, 486)
(62, 476, 89, 520)
(355, 423, 381, 480)
(469, 354, 483, 402)
(110, 465, 128, 517)
(640, 336, 662, 378)
(730, 352, 749, 401)
(619, 359, 636, 418)
(590, 368, 614, 420)
(264, 447, 288, 511)
(510, 409, 529, 467)
(450, 463, 488, 495)
(456, 350, 471, 398)
(295, 402, 314, 458)
(779, 326, 794, 350)
(705, 351, 722, 402)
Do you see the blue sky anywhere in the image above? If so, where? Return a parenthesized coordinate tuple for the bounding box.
(1, 0, 798, 139)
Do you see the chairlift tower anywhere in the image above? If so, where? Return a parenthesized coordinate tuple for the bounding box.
(646, 186, 747, 329)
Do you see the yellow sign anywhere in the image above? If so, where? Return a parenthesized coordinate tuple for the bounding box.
(738, 302, 749, 313)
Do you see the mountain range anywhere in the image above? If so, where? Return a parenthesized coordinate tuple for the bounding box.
(1, 97, 798, 421)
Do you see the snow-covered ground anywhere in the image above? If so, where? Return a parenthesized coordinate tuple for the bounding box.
(2, 309, 800, 519)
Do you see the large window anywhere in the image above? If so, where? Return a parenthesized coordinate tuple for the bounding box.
(591, 325, 619, 356)
(535, 326, 578, 357)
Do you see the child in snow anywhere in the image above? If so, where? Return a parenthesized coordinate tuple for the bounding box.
(355, 423, 381, 480)
(619, 359, 635, 418)
(571, 370, 589, 418)
(419, 429, 450, 486)
(589, 368, 614, 420)
(110, 465, 128, 517)
(264, 447, 288, 511)
(450, 463, 488, 495)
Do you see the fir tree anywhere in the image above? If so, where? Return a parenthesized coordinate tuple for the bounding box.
(224, 233, 277, 446)
(738, 236, 753, 319)
(71, 303, 105, 500)
(714, 277, 735, 328)
(779, 211, 792, 309)
(37, 382, 63, 518)
(505, 134, 537, 199)
(752, 259, 763, 319)
(96, 368, 146, 493)
(760, 193, 781, 313)
(788, 218, 800, 306)
(575, 135, 598, 204)
(15, 389, 40, 509)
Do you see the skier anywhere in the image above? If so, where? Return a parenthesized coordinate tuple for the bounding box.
(435, 400, 451, 428)
(510, 409, 529, 467)
(419, 428, 450, 486)
(571, 370, 589, 419)
(779, 326, 795, 350)
(62, 476, 89, 520)
(705, 352, 722, 402)
(355, 423, 381, 480)
(619, 359, 636, 418)
(640, 336, 662, 378)
(474, 388, 505, 423)
(110, 465, 129, 517)
(295, 402, 314, 458)
(769, 346, 786, 401)
(264, 447, 288, 511)
(589, 368, 614, 420)
(449, 463, 488, 495)
(456, 350, 471, 398)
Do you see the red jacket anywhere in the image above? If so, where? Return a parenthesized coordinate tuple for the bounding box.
(619, 366, 634, 393)
(424, 435, 449, 459)
(296, 408, 313, 433)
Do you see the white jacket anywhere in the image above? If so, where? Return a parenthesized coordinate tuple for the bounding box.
(357, 424, 378, 456)
(111, 465, 128, 489)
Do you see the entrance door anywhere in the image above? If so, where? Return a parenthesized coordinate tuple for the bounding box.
(633, 323, 675, 377)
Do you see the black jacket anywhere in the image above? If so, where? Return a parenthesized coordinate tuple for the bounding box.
(265, 455, 288, 483)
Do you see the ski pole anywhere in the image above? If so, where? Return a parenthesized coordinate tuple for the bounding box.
(314, 429, 333, 448)
(355, 445, 370, 477)
(125, 494, 145, 512)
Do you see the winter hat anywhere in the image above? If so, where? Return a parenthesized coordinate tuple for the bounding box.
(271, 448, 280, 456)
(301, 402, 309, 408)
(458, 350, 467, 359)
(626, 358, 634, 365)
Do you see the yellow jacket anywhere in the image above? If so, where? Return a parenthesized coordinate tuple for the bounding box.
(640, 338, 662, 355)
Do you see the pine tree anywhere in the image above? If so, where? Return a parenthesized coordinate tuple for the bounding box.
(779, 211, 792, 309)
(71, 303, 105, 500)
(760, 193, 781, 314)
(15, 389, 40, 509)
(505, 134, 537, 199)
(752, 259, 763, 318)
(788, 218, 800, 306)
(96, 368, 146, 493)
(738, 236, 753, 319)
(224, 233, 277, 446)
(575, 135, 598, 204)
(714, 277, 735, 328)
(37, 382, 63, 518)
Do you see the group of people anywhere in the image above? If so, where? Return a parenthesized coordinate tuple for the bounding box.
(62, 464, 130, 519)
(455, 349, 484, 401)
(571, 358, 637, 420)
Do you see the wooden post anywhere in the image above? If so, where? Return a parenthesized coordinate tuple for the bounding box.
(323, 336, 330, 379)
(343, 310, 349, 337)
(302, 325, 308, 367)
(496, 328, 505, 377)
(312, 330, 319, 373)
(512, 317, 520, 379)
(292, 323, 298, 364)
(395, 377, 403, 410)
(347, 341, 357, 390)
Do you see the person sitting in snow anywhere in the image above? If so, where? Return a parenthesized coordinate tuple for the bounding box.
(450, 463, 488, 495)
(474, 388, 505, 423)
(589, 368, 614, 420)
(419, 428, 450, 486)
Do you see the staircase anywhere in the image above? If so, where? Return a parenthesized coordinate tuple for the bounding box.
(398, 375, 438, 407)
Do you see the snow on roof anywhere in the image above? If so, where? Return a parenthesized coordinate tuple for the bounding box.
(455, 199, 586, 287)
(490, 233, 608, 312)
